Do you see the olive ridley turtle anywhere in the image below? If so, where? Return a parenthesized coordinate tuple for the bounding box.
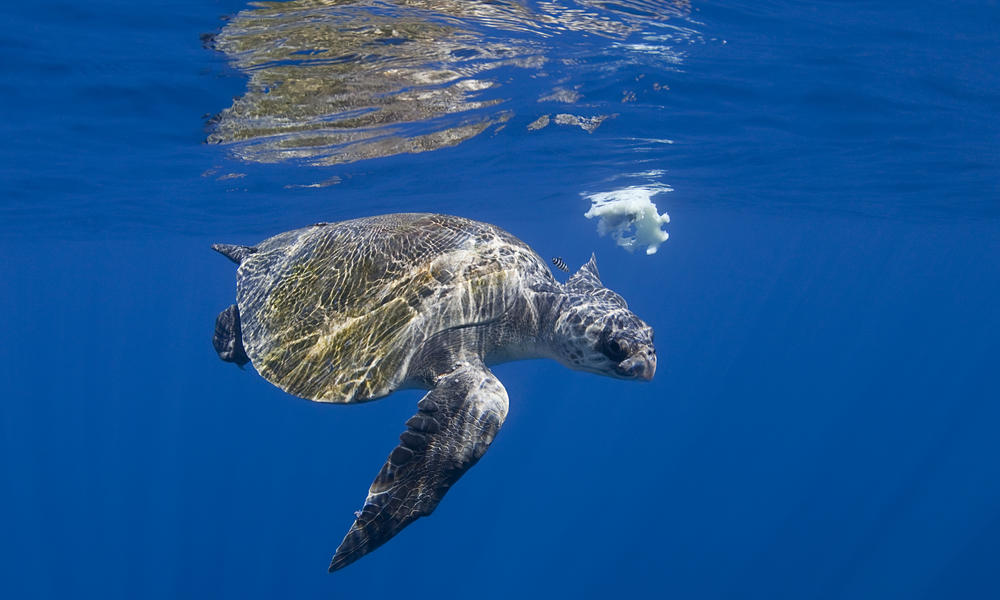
(212, 213, 656, 572)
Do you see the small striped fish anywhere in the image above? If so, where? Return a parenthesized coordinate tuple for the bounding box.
(551, 256, 569, 272)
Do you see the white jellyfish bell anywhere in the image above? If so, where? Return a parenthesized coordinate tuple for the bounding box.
(584, 185, 671, 255)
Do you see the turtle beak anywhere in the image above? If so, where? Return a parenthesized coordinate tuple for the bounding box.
(616, 348, 656, 381)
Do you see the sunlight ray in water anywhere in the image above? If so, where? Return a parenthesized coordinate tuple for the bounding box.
(208, 0, 696, 166)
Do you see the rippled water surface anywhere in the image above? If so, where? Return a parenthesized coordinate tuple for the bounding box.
(208, 0, 693, 165)
(2, 1, 999, 598)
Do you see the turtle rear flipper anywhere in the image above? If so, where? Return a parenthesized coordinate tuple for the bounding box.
(212, 243, 256, 265)
(213, 304, 250, 367)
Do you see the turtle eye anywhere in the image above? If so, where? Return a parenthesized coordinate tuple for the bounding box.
(602, 337, 629, 362)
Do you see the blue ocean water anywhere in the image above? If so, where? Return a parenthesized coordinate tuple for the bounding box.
(2, 0, 998, 597)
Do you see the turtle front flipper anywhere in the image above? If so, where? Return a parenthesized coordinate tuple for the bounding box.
(328, 360, 509, 572)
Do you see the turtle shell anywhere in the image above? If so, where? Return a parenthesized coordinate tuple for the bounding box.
(235, 213, 546, 403)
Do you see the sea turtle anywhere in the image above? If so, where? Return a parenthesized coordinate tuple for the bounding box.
(212, 213, 656, 572)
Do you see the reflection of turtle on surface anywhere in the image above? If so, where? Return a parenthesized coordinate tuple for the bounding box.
(212, 213, 656, 572)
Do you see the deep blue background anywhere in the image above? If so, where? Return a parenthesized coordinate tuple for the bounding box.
(2, 1, 998, 598)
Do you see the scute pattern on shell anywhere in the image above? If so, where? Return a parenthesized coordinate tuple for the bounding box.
(235, 213, 544, 403)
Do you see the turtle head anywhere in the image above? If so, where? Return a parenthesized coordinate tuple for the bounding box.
(549, 255, 656, 381)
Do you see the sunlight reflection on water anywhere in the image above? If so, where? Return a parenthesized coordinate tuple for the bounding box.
(207, 0, 697, 166)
